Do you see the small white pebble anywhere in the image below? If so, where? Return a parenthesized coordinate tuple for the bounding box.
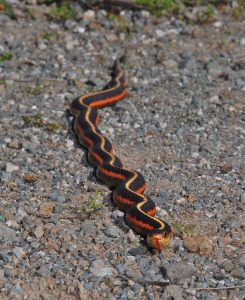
(240, 38, 245, 46)
(83, 10, 95, 21)
(176, 197, 186, 205)
(6, 163, 19, 173)
(66, 139, 74, 149)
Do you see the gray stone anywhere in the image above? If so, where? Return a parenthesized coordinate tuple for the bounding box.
(164, 262, 196, 283)
(237, 253, 245, 267)
(231, 267, 245, 280)
(0, 251, 12, 262)
(111, 209, 124, 222)
(165, 285, 183, 300)
(35, 264, 52, 276)
(90, 260, 117, 277)
(81, 220, 97, 236)
(5, 163, 19, 173)
(105, 226, 123, 238)
(0, 222, 19, 242)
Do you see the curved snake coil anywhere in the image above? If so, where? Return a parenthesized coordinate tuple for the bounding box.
(70, 59, 173, 252)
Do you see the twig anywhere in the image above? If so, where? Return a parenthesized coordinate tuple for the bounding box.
(187, 284, 245, 291)
(118, 275, 169, 287)
(92, 0, 147, 11)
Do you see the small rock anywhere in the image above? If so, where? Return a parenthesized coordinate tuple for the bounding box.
(12, 247, 26, 260)
(83, 10, 95, 21)
(230, 267, 245, 280)
(90, 260, 117, 277)
(176, 197, 186, 205)
(39, 202, 55, 217)
(141, 10, 150, 18)
(187, 193, 196, 203)
(6, 220, 19, 229)
(0, 269, 4, 278)
(9, 284, 23, 296)
(34, 225, 44, 239)
(213, 21, 222, 28)
(7, 140, 22, 149)
(165, 285, 183, 300)
(36, 264, 51, 276)
(240, 38, 245, 46)
(126, 229, 139, 244)
(65, 39, 79, 51)
(105, 226, 123, 238)
(163, 59, 178, 70)
(124, 256, 142, 278)
(220, 185, 229, 193)
(111, 210, 124, 222)
(220, 162, 233, 173)
(66, 139, 74, 148)
(6, 163, 19, 173)
(155, 29, 165, 38)
(183, 235, 213, 255)
(106, 33, 118, 42)
(81, 220, 96, 236)
(209, 95, 220, 104)
(240, 193, 245, 204)
(164, 262, 195, 283)
(23, 174, 37, 183)
(50, 192, 65, 202)
(16, 208, 28, 222)
(237, 253, 245, 267)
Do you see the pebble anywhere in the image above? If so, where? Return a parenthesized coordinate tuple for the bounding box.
(34, 225, 44, 239)
(165, 285, 183, 300)
(83, 10, 95, 21)
(176, 197, 186, 205)
(7, 139, 22, 149)
(12, 247, 26, 260)
(230, 267, 245, 280)
(39, 202, 55, 217)
(220, 185, 229, 193)
(220, 162, 233, 173)
(164, 262, 195, 283)
(106, 33, 118, 42)
(183, 235, 213, 255)
(89, 260, 118, 277)
(81, 220, 97, 236)
(240, 38, 245, 46)
(187, 193, 196, 203)
(5, 163, 19, 173)
(105, 226, 123, 238)
(35, 264, 51, 276)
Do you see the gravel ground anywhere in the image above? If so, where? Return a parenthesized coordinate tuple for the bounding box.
(0, 1, 244, 299)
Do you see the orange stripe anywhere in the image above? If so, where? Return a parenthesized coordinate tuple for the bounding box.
(90, 151, 103, 165)
(154, 237, 162, 253)
(89, 89, 127, 108)
(135, 183, 146, 194)
(75, 125, 93, 148)
(146, 207, 156, 217)
(95, 115, 100, 125)
(127, 214, 154, 231)
(99, 167, 126, 180)
(114, 193, 134, 206)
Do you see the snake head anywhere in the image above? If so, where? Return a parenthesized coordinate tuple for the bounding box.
(147, 230, 173, 253)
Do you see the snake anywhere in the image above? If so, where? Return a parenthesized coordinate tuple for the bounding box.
(69, 59, 173, 252)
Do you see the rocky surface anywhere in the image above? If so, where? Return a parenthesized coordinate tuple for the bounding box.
(0, 1, 244, 299)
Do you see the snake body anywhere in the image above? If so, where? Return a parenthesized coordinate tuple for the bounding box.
(70, 59, 172, 252)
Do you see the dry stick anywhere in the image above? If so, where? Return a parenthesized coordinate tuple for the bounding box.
(118, 275, 169, 287)
(93, 0, 146, 11)
(188, 284, 245, 291)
